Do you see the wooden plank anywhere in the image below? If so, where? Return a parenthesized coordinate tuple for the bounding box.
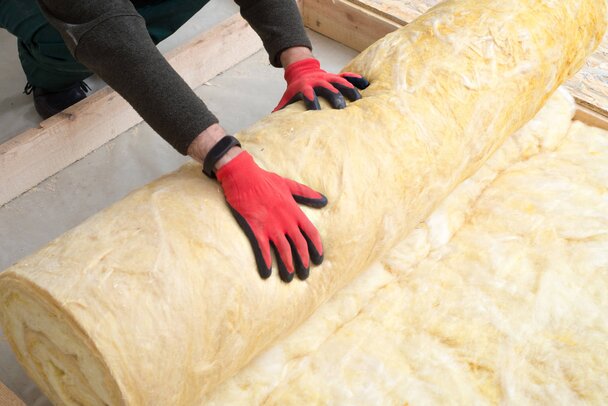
(350, 0, 434, 24)
(574, 104, 608, 131)
(0, 14, 263, 207)
(566, 38, 608, 117)
(303, 0, 608, 120)
(301, 0, 400, 53)
(0, 381, 24, 406)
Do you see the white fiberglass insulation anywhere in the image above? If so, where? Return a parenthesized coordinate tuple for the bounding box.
(206, 89, 608, 404)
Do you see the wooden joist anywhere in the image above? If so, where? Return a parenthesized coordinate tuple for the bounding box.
(0, 14, 263, 207)
(350, 0, 437, 23)
(302, 0, 401, 53)
(0, 380, 24, 406)
(574, 104, 608, 131)
(302, 0, 608, 122)
(567, 41, 608, 116)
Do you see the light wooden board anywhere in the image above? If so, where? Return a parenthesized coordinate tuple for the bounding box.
(302, 0, 401, 53)
(0, 14, 263, 207)
(567, 40, 608, 115)
(350, 0, 436, 23)
(575, 105, 608, 131)
(304, 0, 608, 120)
(0, 381, 24, 406)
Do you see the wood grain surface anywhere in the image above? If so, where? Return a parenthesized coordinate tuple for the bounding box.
(0, 381, 24, 406)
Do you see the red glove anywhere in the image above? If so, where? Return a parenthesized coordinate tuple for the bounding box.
(216, 151, 327, 282)
(273, 58, 370, 112)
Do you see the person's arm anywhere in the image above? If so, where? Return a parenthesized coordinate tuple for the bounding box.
(38, 0, 218, 157)
(234, 0, 312, 68)
(38, 0, 328, 282)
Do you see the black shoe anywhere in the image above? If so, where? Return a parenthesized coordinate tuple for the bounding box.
(24, 82, 91, 119)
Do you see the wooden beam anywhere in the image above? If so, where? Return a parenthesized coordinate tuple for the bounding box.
(0, 380, 24, 406)
(349, 0, 434, 24)
(301, 0, 400, 53)
(567, 39, 608, 117)
(574, 105, 608, 131)
(303, 0, 608, 121)
(0, 14, 263, 207)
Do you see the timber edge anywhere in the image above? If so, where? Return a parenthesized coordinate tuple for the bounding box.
(1, 0, 607, 207)
(0, 379, 25, 406)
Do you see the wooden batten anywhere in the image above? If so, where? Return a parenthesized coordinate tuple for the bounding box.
(0, 380, 24, 406)
(0, 14, 263, 207)
(302, 0, 400, 53)
(575, 105, 608, 131)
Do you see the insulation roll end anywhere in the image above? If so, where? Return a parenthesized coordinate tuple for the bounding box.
(0, 274, 124, 406)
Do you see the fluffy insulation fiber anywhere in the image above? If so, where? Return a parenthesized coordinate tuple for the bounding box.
(205, 88, 608, 404)
(0, 0, 605, 405)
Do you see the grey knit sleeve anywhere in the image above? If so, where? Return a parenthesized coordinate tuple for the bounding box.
(38, 0, 218, 155)
(234, 0, 312, 67)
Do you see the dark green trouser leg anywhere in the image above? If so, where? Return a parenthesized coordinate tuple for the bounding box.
(0, 0, 211, 92)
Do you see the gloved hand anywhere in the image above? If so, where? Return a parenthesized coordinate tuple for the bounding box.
(274, 57, 370, 112)
(216, 151, 328, 282)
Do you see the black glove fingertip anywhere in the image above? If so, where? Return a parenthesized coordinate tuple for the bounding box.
(273, 244, 295, 283)
(228, 205, 272, 279)
(301, 229, 324, 266)
(315, 86, 346, 110)
(280, 93, 303, 111)
(334, 83, 362, 102)
(344, 75, 370, 90)
(303, 93, 321, 111)
(287, 235, 310, 281)
(257, 260, 273, 280)
(292, 193, 328, 209)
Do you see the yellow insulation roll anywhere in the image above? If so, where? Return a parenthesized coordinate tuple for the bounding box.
(0, 0, 605, 404)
